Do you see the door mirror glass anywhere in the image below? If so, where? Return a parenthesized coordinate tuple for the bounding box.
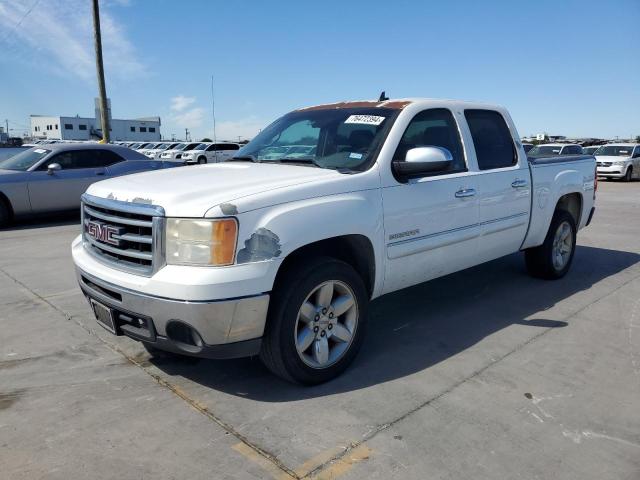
(47, 163, 62, 175)
(393, 147, 453, 177)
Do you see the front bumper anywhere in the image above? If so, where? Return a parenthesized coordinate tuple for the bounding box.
(76, 269, 269, 359)
(597, 166, 625, 177)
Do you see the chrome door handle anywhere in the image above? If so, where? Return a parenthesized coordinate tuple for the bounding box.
(511, 179, 528, 188)
(455, 188, 476, 198)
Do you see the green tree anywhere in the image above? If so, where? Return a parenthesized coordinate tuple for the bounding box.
(200, 137, 212, 142)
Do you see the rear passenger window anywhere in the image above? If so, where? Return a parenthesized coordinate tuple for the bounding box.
(92, 150, 125, 167)
(465, 110, 516, 170)
(393, 108, 466, 174)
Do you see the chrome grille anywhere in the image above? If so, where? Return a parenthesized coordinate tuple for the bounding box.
(81, 194, 165, 276)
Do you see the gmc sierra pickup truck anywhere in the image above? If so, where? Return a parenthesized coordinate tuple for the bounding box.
(72, 98, 597, 384)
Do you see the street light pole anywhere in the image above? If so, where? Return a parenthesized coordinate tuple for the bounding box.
(92, 0, 110, 143)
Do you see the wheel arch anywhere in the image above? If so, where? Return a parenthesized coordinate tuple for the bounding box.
(555, 192, 583, 226)
(273, 234, 376, 298)
(0, 191, 14, 220)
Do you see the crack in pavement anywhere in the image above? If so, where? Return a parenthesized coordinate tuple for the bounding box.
(0, 266, 298, 480)
(302, 269, 640, 478)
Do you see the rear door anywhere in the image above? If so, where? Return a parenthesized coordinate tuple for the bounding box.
(213, 143, 239, 162)
(27, 150, 108, 212)
(382, 108, 480, 293)
(464, 109, 531, 263)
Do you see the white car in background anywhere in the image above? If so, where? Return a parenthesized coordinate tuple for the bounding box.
(527, 143, 583, 158)
(158, 142, 202, 162)
(140, 142, 181, 159)
(181, 142, 241, 164)
(137, 142, 162, 154)
(582, 146, 600, 156)
(594, 144, 640, 181)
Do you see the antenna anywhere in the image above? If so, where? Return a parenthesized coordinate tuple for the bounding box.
(378, 91, 389, 101)
(211, 75, 217, 145)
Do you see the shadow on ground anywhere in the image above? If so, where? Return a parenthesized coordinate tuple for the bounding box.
(140, 245, 640, 400)
(1, 211, 80, 231)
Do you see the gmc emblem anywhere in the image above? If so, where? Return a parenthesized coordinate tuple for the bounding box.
(85, 220, 125, 247)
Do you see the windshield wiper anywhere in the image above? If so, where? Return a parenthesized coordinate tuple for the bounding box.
(229, 155, 260, 163)
(278, 157, 320, 167)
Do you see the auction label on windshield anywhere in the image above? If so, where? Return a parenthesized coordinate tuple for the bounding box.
(344, 115, 386, 126)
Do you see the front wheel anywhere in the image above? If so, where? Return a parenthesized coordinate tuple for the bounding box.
(623, 167, 633, 182)
(197, 156, 207, 164)
(0, 201, 10, 228)
(260, 257, 369, 384)
(525, 210, 576, 280)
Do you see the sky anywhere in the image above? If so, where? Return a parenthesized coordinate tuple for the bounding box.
(0, 0, 638, 141)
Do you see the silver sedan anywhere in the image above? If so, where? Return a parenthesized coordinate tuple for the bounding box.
(0, 144, 178, 226)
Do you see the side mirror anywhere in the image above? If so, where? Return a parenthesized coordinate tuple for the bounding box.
(47, 163, 62, 175)
(393, 146, 453, 177)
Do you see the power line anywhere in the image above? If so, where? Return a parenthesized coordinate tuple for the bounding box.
(1, 0, 42, 44)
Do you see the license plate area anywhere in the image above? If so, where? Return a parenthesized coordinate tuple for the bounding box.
(90, 299, 116, 334)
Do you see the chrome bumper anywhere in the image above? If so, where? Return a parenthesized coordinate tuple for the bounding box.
(76, 269, 269, 359)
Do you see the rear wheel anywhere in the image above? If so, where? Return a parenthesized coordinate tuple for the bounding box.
(623, 167, 633, 182)
(260, 257, 368, 384)
(525, 209, 576, 280)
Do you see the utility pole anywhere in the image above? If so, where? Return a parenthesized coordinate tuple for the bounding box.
(92, 0, 110, 143)
(5, 119, 8, 135)
(185, 128, 189, 141)
(211, 76, 217, 145)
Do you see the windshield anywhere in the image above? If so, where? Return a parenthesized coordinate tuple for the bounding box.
(583, 146, 599, 154)
(235, 108, 398, 171)
(594, 145, 634, 157)
(156, 143, 171, 151)
(528, 145, 562, 156)
(192, 143, 208, 151)
(0, 147, 51, 171)
(130, 143, 142, 149)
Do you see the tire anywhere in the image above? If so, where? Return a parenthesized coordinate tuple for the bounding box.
(260, 257, 369, 385)
(197, 156, 207, 164)
(623, 167, 632, 182)
(525, 209, 576, 280)
(0, 200, 10, 228)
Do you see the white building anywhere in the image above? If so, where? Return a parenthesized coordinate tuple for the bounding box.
(30, 99, 161, 142)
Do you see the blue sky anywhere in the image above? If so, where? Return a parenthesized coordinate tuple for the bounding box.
(1, 0, 638, 141)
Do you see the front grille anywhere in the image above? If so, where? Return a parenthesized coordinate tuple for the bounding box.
(82, 194, 165, 276)
(597, 162, 612, 167)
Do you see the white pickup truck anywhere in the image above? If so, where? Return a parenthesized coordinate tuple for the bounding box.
(72, 98, 597, 384)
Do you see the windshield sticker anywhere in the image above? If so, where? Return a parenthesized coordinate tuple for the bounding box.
(349, 152, 363, 160)
(344, 115, 385, 126)
(34, 148, 47, 154)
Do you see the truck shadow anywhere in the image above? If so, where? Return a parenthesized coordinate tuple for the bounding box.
(148, 245, 639, 400)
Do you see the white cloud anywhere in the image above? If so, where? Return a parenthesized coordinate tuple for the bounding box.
(0, 0, 145, 81)
(170, 95, 196, 112)
(215, 116, 266, 142)
(172, 107, 205, 130)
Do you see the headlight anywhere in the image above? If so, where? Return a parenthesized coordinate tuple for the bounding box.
(613, 160, 625, 166)
(166, 218, 238, 266)
(182, 153, 193, 158)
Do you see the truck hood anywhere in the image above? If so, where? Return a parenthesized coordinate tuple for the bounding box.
(86, 162, 345, 217)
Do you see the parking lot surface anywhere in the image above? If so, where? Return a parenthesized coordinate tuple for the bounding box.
(1, 181, 639, 479)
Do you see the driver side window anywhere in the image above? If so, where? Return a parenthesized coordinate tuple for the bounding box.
(38, 150, 90, 170)
(393, 108, 466, 174)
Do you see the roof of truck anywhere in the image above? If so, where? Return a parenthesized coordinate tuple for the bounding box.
(294, 97, 507, 112)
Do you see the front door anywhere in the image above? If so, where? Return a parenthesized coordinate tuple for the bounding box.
(28, 150, 106, 212)
(382, 108, 480, 294)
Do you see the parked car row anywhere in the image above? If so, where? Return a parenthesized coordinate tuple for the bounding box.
(0, 144, 180, 226)
(526, 142, 640, 182)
